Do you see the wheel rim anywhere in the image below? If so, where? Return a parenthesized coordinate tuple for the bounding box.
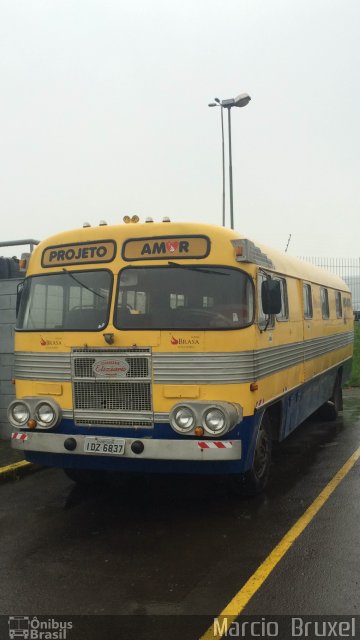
(253, 428, 270, 480)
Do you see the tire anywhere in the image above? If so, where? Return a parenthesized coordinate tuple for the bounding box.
(232, 415, 272, 496)
(63, 468, 107, 485)
(317, 376, 343, 422)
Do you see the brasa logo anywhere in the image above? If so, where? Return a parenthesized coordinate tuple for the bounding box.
(40, 336, 62, 347)
(93, 358, 129, 378)
(170, 335, 200, 346)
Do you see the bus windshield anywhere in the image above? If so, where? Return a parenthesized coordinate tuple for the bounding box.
(17, 270, 112, 331)
(115, 265, 254, 330)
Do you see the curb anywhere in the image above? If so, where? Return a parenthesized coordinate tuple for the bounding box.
(0, 460, 42, 484)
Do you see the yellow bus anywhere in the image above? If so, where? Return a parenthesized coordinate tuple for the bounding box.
(9, 219, 353, 493)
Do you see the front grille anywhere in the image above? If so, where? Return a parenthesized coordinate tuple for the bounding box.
(74, 381, 151, 411)
(76, 418, 151, 427)
(71, 347, 153, 428)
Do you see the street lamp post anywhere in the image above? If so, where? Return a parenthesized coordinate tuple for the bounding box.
(209, 92, 251, 230)
(208, 99, 226, 227)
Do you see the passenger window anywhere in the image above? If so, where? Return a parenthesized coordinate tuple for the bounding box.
(320, 287, 330, 319)
(335, 291, 342, 318)
(275, 277, 289, 321)
(202, 296, 214, 308)
(170, 293, 185, 309)
(303, 283, 313, 319)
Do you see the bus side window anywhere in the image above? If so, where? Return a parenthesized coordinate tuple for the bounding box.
(335, 291, 342, 318)
(275, 277, 289, 321)
(303, 283, 313, 319)
(320, 287, 330, 319)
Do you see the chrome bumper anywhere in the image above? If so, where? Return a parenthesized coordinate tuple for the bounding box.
(11, 431, 242, 462)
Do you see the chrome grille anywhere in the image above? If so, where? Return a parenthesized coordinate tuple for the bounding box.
(71, 347, 153, 428)
(76, 418, 151, 427)
(74, 381, 151, 411)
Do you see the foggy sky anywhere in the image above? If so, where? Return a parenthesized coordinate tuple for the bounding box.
(0, 0, 359, 258)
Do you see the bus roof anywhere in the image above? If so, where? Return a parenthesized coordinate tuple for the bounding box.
(29, 220, 350, 292)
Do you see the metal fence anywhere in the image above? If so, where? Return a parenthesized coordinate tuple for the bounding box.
(299, 257, 360, 311)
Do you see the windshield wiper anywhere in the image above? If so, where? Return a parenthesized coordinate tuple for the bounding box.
(168, 262, 229, 276)
(62, 268, 105, 298)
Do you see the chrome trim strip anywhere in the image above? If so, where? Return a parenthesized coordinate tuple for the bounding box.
(254, 332, 353, 380)
(15, 352, 71, 381)
(153, 352, 254, 384)
(14, 331, 353, 385)
(154, 412, 170, 423)
(153, 331, 353, 383)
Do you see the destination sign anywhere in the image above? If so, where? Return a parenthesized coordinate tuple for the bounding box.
(42, 240, 116, 267)
(122, 235, 210, 261)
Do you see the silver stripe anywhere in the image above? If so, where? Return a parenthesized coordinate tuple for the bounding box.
(254, 332, 353, 380)
(153, 352, 254, 383)
(154, 412, 170, 423)
(15, 352, 72, 381)
(153, 331, 353, 383)
(14, 331, 353, 385)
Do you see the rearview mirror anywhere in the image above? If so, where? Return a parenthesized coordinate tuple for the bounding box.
(16, 281, 24, 317)
(261, 279, 282, 315)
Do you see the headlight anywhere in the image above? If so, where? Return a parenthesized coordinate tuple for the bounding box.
(203, 408, 227, 435)
(35, 402, 56, 427)
(169, 401, 242, 437)
(171, 406, 196, 433)
(8, 401, 30, 427)
(8, 397, 62, 431)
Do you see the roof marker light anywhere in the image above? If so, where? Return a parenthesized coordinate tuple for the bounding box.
(19, 253, 30, 272)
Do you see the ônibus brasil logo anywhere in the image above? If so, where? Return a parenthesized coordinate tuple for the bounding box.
(8, 616, 73, 640)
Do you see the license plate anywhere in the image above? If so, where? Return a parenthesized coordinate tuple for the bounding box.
(84, 437, 125, 456)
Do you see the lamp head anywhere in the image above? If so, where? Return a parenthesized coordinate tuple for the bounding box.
(234, 93, 251, 108)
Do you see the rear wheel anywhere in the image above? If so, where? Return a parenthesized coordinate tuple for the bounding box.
(318, 375, 343, 422)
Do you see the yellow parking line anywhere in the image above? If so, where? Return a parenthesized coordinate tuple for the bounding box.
(200, 446, 360, 640)
(0, 459, 32, 477)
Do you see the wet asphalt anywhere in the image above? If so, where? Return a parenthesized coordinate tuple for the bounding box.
(0, 391, 359, 639)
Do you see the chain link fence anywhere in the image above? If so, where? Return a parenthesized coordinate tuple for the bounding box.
(299, 257, 360, 313)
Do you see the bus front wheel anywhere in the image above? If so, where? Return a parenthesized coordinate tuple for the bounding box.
(232, 415, 272, 496)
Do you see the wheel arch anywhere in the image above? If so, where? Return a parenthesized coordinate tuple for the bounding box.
(264, 400, 283, 442)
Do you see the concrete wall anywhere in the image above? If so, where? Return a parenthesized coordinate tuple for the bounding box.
(0, 278, 20, 439)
